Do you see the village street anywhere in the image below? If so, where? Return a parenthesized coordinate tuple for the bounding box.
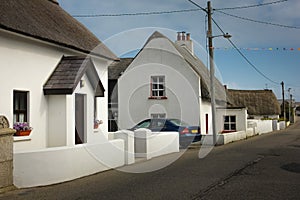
(1, 119, 299, 200)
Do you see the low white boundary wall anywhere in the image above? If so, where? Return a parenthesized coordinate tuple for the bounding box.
(134, 129, 179, 160)
(14, 140, 124, 188)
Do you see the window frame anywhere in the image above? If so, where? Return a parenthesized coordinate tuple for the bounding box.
(223, 115, 236, 132)
(151, 113, 166, 119)
(149, 76, 167, 99)
(13, 90, 29, 123)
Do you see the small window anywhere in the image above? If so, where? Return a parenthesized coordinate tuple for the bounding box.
(13, 91, 29, 123)
(150, 76, 166, 98)
(223, 115, 236, 131)
(151, 113, 166, 119)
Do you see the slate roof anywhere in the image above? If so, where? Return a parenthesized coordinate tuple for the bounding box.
(227, 89, 281, 115)
(43, 56, 105, 97)
(108, 58, 134, 79)
(0, 0, 117, 60)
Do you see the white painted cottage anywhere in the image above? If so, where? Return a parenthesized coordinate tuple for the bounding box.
(0, 0, 125, 188)
(109, 31, 238, 135)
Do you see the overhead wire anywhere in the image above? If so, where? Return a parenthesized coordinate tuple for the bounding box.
(215, 10, 300, 29)
(214, 0, 288, 10)
(211, 17, 281, 85)
(72, 8, 202, 18)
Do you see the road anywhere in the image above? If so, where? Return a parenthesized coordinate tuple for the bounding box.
(1, 120, 299, 200)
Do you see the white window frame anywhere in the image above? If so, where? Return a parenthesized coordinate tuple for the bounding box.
(150, 76, 166, 98)
(223, 115, 236, 131)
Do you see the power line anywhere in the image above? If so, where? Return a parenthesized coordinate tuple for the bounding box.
(216, 10, 300, 29)
(214, 0, 288, 10)
(211, 17, 280, 85)
(72, 8, 203, 18)
(186, 0, 207, 12)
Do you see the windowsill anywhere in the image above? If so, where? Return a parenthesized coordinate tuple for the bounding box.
(14, 135, 32, 142)
(148, 96, 168, 100)
(221, 130, 236, 134)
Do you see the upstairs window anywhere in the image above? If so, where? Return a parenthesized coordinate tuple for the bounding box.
(223, 115, 236, 132)
(150, 76, 167, 99)
(13, 91, 29, 123)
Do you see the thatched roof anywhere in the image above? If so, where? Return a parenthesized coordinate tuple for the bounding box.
(227, 89, 281, 115)
(108, 58, 134, 79)
(0, 0, 117, 60)
(44, 56, 105, 97)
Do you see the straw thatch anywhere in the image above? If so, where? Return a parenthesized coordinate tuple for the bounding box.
(108, 58, 134, 80)
(227, 89, 281, 115)
(0, 0, 117, 60)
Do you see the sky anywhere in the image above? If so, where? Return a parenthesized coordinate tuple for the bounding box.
(58, 0, 300, 101)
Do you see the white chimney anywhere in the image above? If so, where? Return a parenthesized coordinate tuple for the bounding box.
(175, 31, 194, 54)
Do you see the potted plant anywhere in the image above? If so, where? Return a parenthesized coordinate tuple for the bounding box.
(94, 119, 103, 129)
(13, 122, 33, 136)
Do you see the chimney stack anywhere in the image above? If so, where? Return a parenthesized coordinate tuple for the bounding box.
(175, 31, 194, 54)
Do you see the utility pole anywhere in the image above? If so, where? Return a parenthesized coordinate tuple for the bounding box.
(207, 1, 217, 145)
(288, 88, 291, 122)
(281, 81, 286, 126)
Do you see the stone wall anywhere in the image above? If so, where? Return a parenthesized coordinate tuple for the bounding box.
(0, 116, 15, 191)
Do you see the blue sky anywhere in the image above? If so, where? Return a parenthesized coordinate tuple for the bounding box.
(58, 0, 300, 101)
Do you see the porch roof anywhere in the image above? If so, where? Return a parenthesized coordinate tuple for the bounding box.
(43, 56, 105, 97)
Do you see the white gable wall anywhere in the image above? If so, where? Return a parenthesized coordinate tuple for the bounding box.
(118, 37, 201, 129)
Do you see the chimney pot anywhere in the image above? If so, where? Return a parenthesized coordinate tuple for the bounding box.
(181, 31, 186, 40)
(186, 33, 190, 41)
(177, 32, 181, 41)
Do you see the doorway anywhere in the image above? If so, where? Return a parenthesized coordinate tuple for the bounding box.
(75, 94, 86, 144)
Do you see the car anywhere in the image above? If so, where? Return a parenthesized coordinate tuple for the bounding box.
(130, 118, 201, 147)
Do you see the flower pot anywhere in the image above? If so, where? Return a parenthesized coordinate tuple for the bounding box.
(15, 130, 32, 136)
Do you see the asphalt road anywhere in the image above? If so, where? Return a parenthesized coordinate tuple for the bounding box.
(1, 120, 299, 200)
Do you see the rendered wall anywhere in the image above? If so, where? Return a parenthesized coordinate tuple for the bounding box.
(216, 108, 247, 133)
(14, 140, 125, 188)
(118, 37, 200, 129)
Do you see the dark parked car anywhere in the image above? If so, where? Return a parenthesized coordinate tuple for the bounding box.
(130, 118, 201, 147)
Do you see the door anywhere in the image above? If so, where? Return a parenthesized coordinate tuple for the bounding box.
(75, 94, 86, 144)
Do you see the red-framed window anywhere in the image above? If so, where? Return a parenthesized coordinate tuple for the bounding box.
(149, 76, 167, 99)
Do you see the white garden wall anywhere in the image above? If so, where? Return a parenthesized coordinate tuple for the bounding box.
(14, 139, 124, 188)
(248, 119, 273, 135)
(134, 129, 179, 160)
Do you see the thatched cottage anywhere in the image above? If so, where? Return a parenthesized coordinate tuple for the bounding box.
(0, 0, 125, 188)
(227, 89, 281, 119)
(108, 31, 230, 134)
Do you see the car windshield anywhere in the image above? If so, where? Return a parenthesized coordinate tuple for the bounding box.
(169, 119, 189, 126)
(136, 121, 151, 129)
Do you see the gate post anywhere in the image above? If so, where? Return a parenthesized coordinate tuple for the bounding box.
(0, 116, 16, 192)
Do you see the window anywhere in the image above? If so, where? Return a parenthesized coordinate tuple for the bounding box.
(150, 76, 166, 99)
(151, 113, 166, 119)
(13, 91, 29, 123)
(223, 115, 236, 131)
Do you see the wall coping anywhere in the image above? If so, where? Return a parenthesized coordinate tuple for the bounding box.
(0, 128, 16, 137)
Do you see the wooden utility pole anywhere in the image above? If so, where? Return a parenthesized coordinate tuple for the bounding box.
(281, 81, 286, 125)
(207, 1, 217, 145)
